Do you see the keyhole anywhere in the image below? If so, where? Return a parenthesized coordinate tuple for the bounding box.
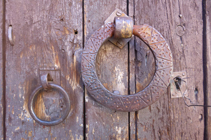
(174, 76, 182, 90)
(74, 29, 78, 35)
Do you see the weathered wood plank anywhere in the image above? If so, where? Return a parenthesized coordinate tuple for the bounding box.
(0, 0, 4, 139)
(206, 0, 211, 139)
(5, 0, 84, 139)
(128, 0, 155, 139)
(84, 1, 129, 139)
(128, 0, 136, 138)
(134, 0, 204, 139)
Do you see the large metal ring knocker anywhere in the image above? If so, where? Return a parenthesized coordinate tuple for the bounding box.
(81, 17, 173, 112)
(28, 73, 71, 125)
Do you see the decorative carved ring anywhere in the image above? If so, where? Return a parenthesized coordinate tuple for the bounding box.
(81, 22, 173, 112)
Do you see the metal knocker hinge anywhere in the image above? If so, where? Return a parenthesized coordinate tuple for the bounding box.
(105, 9, 134, 48)
(81, 9, 173, 112)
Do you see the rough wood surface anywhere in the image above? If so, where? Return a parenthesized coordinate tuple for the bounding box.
(128, 1, 136, 139)
(0, 0, 4, 139)
(2, 0, 207, 139)
(129, 1, 156, 138)
(84, 0, 129, 139)
(133, 0, 204, 139)
(5, 0, 84, 139)
(206, 0, 211, 139)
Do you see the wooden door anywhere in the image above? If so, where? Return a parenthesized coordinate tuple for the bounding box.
(0, 0, 208, 139)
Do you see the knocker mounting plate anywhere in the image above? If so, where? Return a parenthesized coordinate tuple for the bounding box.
(105, 9, 133, 49)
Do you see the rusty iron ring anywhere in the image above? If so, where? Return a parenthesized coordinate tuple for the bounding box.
(81, 23, 173, 112)
(28, 74, 71, 126)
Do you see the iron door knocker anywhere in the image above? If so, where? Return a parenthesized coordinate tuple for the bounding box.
(81, 12, 173, 112)
(28, 73, 71, 126)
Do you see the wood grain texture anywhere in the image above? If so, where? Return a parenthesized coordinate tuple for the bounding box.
(128, 1, 136, 139)
(206, 0, 211, 139)
(129, 1, 156, 139)
(5, 0, 84, 139)
(2, 0, 206, 139)
(84, 0, 129, 139)
(0, 0, 3, 139)
(134, 0, 204, 139)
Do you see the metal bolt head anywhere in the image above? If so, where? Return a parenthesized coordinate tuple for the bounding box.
(179, 14, 182, 18)
(116, 11, 122, 16)
(176, 25, 185, 36)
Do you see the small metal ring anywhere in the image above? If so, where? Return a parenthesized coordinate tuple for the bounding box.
(28, 83, 71, 126)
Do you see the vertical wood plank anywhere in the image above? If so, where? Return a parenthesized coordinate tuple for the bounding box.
(129, 0, 156, 139)
(5, 0, 84, 139)
(84, 1, 129, 139)
(206, 0, 211, 139)
(128, 0, 136, 138)
(128, 0, 137, 139)
(0, 0, 4, 139)
(133, 0, 204, 139)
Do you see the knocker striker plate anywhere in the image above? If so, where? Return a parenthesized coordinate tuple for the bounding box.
(28, 74, 71, 126)
(82, 18, 173, 112)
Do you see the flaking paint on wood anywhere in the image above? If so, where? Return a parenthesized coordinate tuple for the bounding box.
(134, 0, 204, 139)
(5, 0, 84, 139)
(0, 0, 207, 139)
